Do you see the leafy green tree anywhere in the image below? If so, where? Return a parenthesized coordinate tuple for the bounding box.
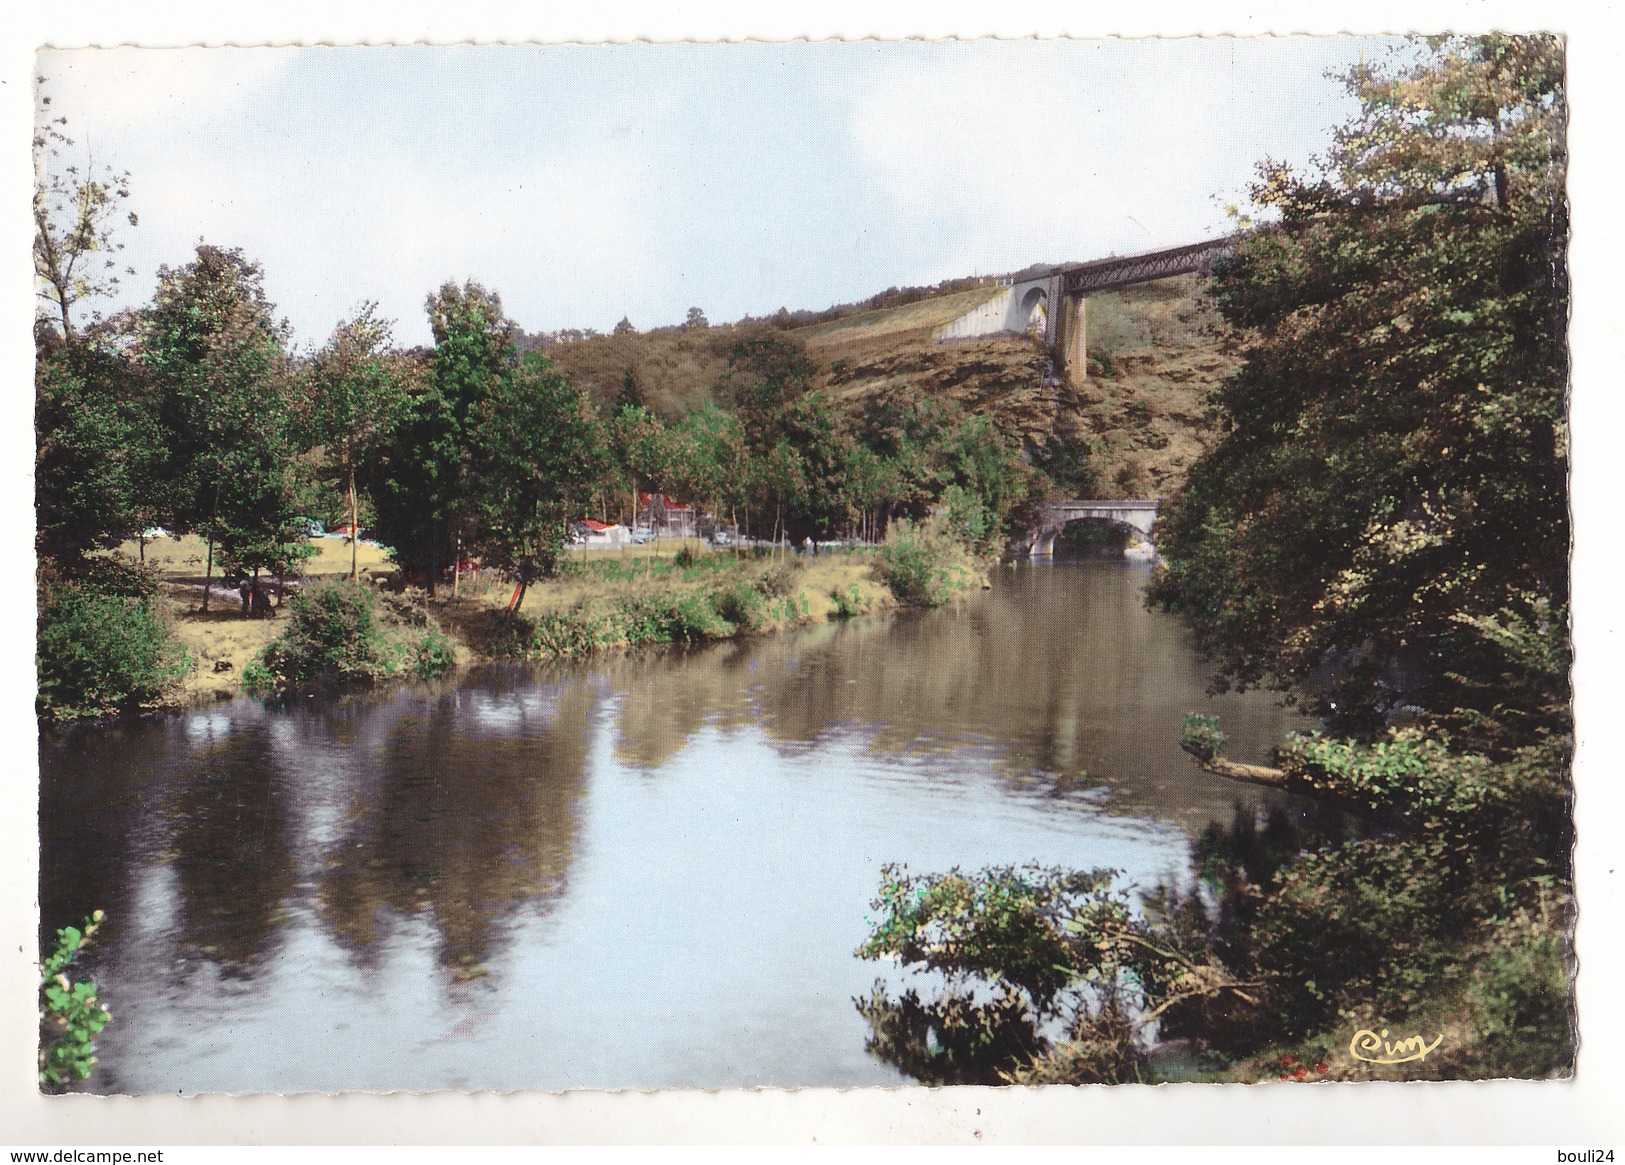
(936, 414, 1029, 554)
(139, 245, 308, 609)
(470, 352, 606, 602)
(32, 136, 169, 564)
(1148, 35, 1568, 737)
(35, 326, 169, 563)
(371, 280, 510, 592)
(666, 402, 751, 532)
(609, 401, 675, 526)
(765, 392, 861, 546)
(721, 337, 858, 544)
(852, 395, 1030, 550)
(306, 304, 413, 578)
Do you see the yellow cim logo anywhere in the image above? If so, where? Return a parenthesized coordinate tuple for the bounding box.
(1349, 1028, 1444, 1064)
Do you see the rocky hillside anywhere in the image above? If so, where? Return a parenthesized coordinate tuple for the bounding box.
(539, 272, 1237, 500)
(1070, 274, 1238, 496)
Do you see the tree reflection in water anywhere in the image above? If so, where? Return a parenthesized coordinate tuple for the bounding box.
(37, 560, 1305, 1092)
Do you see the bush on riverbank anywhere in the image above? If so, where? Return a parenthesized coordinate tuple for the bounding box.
(244, 580, 392, 689)
(37, 563, 190, 720)
(872, 516, 977, 608)
(406, 625, 459, 680)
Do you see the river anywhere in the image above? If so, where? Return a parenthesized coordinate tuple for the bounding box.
(38, 557, 1305, 1093)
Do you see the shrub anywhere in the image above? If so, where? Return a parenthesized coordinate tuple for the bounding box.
(1249, 837, 1465, 1041)
(1453, 909, 1575, 1077)
(757, 562, 801, 598)
(527, 609, 608, 657)
(1180, 712, 1227, 763)
(39, 911, 111, 1090)
(672, 545, 698, 568)
(713, 580, 766, 630)
(37, 579, 190, 719)
(616, 591, 732, 645)
(832, 583, 869, 618)
(873, 518, 975, 608)
(250, 580, 389, 689)
(1277, 729, 1571, 882)
(406, 626, 458, 679)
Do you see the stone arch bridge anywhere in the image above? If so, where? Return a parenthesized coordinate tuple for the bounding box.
(1013, 498, 1162, 557)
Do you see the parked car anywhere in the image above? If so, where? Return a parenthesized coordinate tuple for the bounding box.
(711, 529, 733, 547)
(292, 516, 325, 538)
(630, 526, 654, 545)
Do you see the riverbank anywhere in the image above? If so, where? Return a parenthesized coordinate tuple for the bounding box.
(436, 543, 904, 663)
(123, 535, 979, 706)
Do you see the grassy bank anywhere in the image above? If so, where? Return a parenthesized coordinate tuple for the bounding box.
(435, 543, 909, 663)
(111, 533, 398, 701)
(93, 530, 983, 708)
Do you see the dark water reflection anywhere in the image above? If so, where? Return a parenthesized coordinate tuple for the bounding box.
(39, 558, 1305, 1092)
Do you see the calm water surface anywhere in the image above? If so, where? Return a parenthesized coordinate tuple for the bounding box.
(40, 558, 1305, 1093)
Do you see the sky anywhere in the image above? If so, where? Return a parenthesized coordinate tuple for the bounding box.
(34, 38, 1401, 349)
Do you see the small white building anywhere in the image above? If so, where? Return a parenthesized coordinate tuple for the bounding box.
(576, 519, 630, 546)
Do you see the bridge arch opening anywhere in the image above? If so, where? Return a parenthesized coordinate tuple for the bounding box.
(1019, 498, 1162, 558)
(1054, 516, 1141, 553)
(1018, 286, 1048, 339)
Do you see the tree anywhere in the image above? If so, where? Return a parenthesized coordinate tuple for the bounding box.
(683, 306, 709, 331)
(1148, 35, 1568, 738)
(610, 402, 675, 524)
(469, 352, 606, 603)
(666, 403, 751, 533)
(371, 280, 511, 593)
(936, 413, 1029, 554)
(720, 337, 856, 544)
(613, 316, 635, 335)
(306, 304, 413, 579)
(139, 245, 308, 610)
(35, 323, 169, 563)
(32, 115, 136, 342)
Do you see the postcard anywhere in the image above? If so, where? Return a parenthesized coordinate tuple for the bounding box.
(11, 15, 1622, 1148)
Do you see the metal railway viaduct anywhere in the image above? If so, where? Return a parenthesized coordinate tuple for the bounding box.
(939, 236, 1241, 556)
(937, 234, 1242, 383)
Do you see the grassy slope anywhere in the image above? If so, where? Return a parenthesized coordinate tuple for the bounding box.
(792, 284, 1005, 346)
